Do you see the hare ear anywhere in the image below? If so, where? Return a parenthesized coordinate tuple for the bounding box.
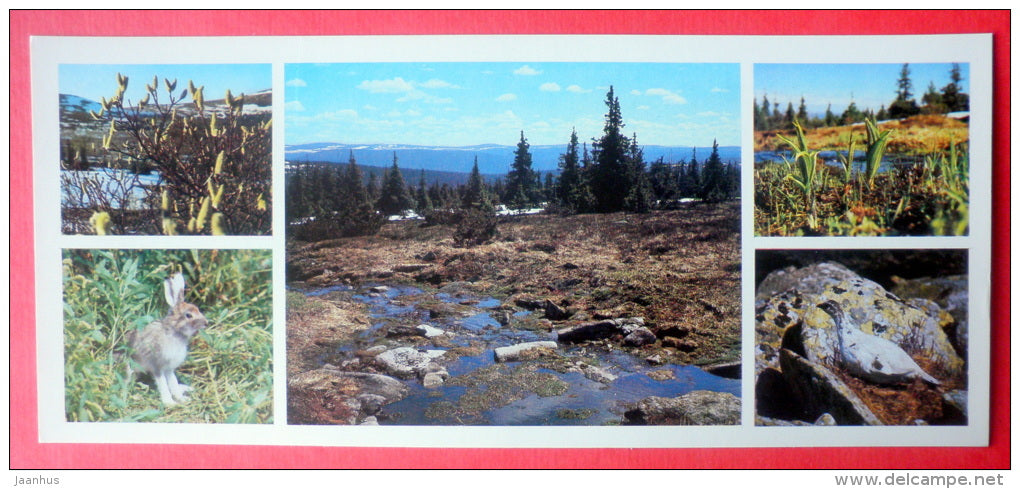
(163, 272, 186, 307)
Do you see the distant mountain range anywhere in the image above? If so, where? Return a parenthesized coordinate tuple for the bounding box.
(286, 142, 741, 176)
(59, 90, 272, 122)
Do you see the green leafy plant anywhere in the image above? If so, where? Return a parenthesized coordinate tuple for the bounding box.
(776, 120, 821, 227)
(863, 118, 893, 188)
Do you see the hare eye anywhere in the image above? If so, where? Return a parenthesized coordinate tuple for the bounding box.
(185, 312, 193, 319)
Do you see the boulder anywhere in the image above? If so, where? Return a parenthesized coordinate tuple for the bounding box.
(779, 348, 882, 426)
(556, 317, 644, 344)
(622, 325, 657, 347)
(625, 390, 741, 425)
(494, 341, 558, 362)
(394, 264, 429, 273)
(375, 347, 433, 379)
(578, 363, 617, 384)
(544, 300, 573, 321)
(416, 324, 446, 337)
(287, 368, 408, 425)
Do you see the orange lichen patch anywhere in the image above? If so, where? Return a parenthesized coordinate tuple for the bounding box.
(839, 373, 944, 425)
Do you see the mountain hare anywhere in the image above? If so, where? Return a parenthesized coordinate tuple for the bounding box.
(124, 272, 208, 406)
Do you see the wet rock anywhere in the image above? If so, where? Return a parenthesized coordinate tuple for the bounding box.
(578, 363, 617, 384)
(494, 341, 558, 363)
(416, 324, 446, 338)
(356, 393, 388, 416)
(394, 264, 428, 273)
(779, 348, 882, 426)
(386, 325, 423, 338)
(622, 325, 657, 347)
(368, 285, 390, 294)
(556, 317, 644, 344)
(703, 361, 741, 379)
(625, 390, 741, 426)
(647, 369, 676, 381)
(376, 347, 433, 379)
(544, 300, 572, 321)
(645, 354, 665, 365)
(359, 416, 379, 426)
(423, 371, 449, 388)
(493, 310, 513, 326)
(515, 297, 547, 310)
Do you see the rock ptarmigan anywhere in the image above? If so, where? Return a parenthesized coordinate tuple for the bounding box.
(818, 300, 940, 386)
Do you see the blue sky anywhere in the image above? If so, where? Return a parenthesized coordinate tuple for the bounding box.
(59, 64, 271, 107)
(755, 63, 970, 117)
(285, 63, 740, 147)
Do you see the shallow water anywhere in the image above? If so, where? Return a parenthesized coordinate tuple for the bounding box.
(755, 150, 923, 174)
(302, 283, 740, 426)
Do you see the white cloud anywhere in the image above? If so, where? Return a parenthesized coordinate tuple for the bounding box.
(513, 65, 541, 76)
(326, 109, 359, 120)
(539, 82, 561, 92)
(637, 105, 650, 110)
(711, 87, 729, 93)
(420, 78, 459, 89)
(645, 88, 687, 104)
(363, 104, 378, 111)
(630, 89, 642, 96)
(496, 93, 517, 102)
(285, 100, 305, 112)
(566, 85, 590, 93)
(357, 77, 415, 93)
(286, 78, 307, 87)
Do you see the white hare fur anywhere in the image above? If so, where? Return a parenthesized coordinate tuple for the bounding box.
(125, 272, 208, 406)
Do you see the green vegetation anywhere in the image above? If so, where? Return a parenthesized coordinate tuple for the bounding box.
(755, 119, 969, 236)
(754, 63, 969, 237)
(63, 249, 273, 423)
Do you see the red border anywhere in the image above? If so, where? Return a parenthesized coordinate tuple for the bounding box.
(10, 10, 1010, 469)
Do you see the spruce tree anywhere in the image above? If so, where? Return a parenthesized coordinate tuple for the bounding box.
(505, 131, 537, 209)
(338, 152, 383, 236)
(684, 148, 700, 198)
(623, 133, 652, 213)
(699, 140, 727, 203)
(941, 63, 968, 112)
(462, 156, 487, 209)
(556, 128, 584, 212)
(797, 96, 809, 125)
(889, 63, 921, 118)
(759, 94, 771, 131)
(377, 153, 413, 216)
(591, 86, 631, 213)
